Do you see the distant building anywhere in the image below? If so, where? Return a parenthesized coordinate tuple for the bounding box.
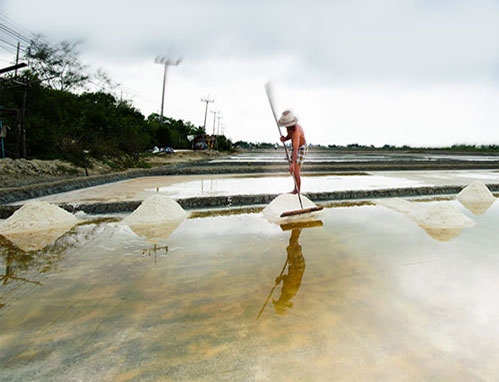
(193, 134, 211, 150)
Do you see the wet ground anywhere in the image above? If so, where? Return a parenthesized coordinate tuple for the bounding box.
(1, 199, 499, 381)
(16, 170, 499, 204)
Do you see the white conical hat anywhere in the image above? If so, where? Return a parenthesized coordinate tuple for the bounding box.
(278, 110, 298, 127)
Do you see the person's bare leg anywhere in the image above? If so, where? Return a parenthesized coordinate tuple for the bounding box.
(290, 165, 301, 194)
(289, 166, 298, 194)
(296, 165, 301, 193)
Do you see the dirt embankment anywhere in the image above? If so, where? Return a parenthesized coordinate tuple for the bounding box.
(0, 151, 222, 189)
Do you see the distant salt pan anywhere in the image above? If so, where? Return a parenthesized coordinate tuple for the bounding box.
(263, 193, 322, 223)
(457, 181, 496, 215)
(0, 201, 78, 234)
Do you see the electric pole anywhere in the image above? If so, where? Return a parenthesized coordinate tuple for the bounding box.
(154, 56, 182, 123)
(210, 110, 218, 136)
(200, 96, 214, 132)
(216, 114, 222, 135)
(14, 42, 20, 79)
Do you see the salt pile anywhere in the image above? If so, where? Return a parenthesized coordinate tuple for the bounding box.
(457, 181, 496, 215)
(377, 198, 475, 241)
(0, 201, 78, 251)
(263, 193, 321, 223)
(121, 194, 188, 241)
(0, 201, 78, 234)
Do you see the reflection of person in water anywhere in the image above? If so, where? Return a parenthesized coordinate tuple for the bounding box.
(272, 229, 306, 315)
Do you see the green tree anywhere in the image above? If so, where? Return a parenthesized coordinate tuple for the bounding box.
(25, 37, 89, 92)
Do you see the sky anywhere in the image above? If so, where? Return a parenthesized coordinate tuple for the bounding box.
(1, 0, 499, 147)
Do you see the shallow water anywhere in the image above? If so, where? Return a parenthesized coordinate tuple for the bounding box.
(1, 200, 499, 381)
(210, 151, 499, 163)
(149, 174, 428, 198)
(22, 170, 499, 204)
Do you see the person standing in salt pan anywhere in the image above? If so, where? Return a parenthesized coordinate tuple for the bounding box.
(278, 110, 307, 194)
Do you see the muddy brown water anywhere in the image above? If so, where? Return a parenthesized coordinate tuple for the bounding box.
(1, 201, 499, 381)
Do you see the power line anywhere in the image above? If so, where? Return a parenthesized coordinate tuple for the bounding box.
(0, 42, 16, 55)
(0, 37, 21, 50)
(0, 11, 40, 41)
(0, 11, 185, 120)
(120, 84, 159, 106)
(0, 24, 31, 45)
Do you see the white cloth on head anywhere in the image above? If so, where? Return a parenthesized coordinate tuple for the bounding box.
(278, 110, 298, 127)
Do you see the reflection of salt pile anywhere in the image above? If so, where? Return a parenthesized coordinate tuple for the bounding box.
(0, 201, 78, 251)
(377, 198, 475, 242)
(456, 181, 496, 215)
(263, 194, 321, 223)
(121, 194, 188, 242)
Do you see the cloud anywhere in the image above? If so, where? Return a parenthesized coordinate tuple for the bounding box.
(3, 0, 499, 146)
(5, 0, 499, 83)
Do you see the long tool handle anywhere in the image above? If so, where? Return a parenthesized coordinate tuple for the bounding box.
(264, 82, 303, 209)
(256, 258, 289, 321)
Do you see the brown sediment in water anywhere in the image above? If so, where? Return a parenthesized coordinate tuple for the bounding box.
(190, 206, 264, 218)
(1, 204, 499, 380)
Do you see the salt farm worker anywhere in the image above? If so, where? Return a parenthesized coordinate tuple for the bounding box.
(278, 110, 306, 194)
(272, 228, 306, 315)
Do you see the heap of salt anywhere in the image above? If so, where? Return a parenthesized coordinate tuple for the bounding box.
(263, 193, 321, 223)
(456, 181, 496, 215)
(0, 201, 78, 250)
(121, 194, 188, 241)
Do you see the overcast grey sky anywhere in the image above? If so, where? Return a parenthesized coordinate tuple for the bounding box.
(1, 0, 499, 146)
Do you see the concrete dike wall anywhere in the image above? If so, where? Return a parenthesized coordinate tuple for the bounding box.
(1, 184, 499, 218)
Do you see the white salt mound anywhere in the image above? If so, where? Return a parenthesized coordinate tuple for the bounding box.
(376, 198, 475, 241)
(457, 181, 496, 215)
(263, 193, 320, 223)
(0, 201, 78, 234)
(122, 194, 188, 226)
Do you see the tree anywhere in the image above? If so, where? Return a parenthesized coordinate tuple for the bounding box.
(25, 37, 89, 92)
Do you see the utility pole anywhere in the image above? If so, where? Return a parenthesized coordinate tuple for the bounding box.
(209, 110, 218, 149)
(200, 96, 214, 132)
(216, 114, 222, 135)
(154, 56, 182, 124)
(16, 87, 27, 158)
(14, 42, 20, 79)
(210, 110, 218, 136)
